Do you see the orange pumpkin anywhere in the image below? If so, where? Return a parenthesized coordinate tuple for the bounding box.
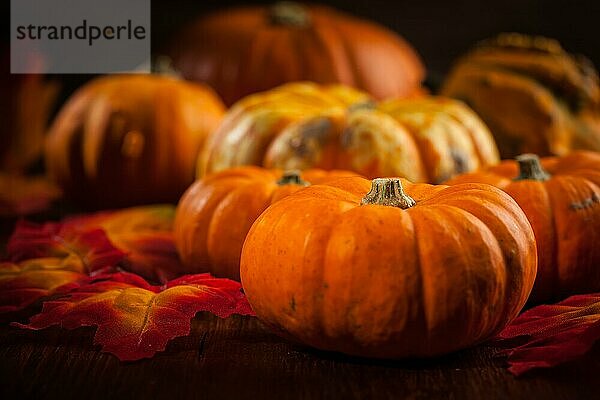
(166, 1, 424, 105)
(174, 166, 356, 280)
(45, 75, 225, 207)
(200, 82, 499, 183)
(241, 176, 536, 358)
(446, 151, 600, 302)
(442, 33, 600, 158)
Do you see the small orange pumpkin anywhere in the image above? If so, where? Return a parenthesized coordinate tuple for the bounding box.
(167, 1, 424, 105)
(446, 151, 600, 302)
(241, 176, 536, 358)
(174, 166, 356, 280)
(45, 75, 225, 208)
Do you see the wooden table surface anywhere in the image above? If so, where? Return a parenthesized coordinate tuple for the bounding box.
(1, 313, 599, 400)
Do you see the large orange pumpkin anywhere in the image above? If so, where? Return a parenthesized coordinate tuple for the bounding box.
(446, 151, 600, 302)
(45, 75, 225, 207)
(200, 82, 499, 183)
(442, 33, 600, 158)
(241, 176, 536, 358)
(166, 1, 424, 105)
(174, 166, 356, 280)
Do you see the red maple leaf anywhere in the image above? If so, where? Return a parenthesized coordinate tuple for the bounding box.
(1, 224, 125, 313)
(13, 271, 255, 360)
(7, 221, 126, 270)
(6, 205, 184, 286)
(493, 293, 600, 375)
(3, 205, 256, 360)
(1, 205, 182, 314)
(60, 205, 185, 282)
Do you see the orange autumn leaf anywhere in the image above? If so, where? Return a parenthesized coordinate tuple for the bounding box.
(0, 67, 60, 172)
(494, 293, 600, 375)
(7, 205, 185, 283)
(0, 173, 62, 217)
(14, 271, 255, 360)
(7, 221, 126, 270)
(2, 205, 184, 314)
(0, 258, 86, 314)
(1, 225, 125, 313)
(4, 206, 255, 361)
(60, 205, 185, 282)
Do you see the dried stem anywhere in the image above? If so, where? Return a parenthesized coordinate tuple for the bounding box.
(514, 154, 551, 181)
(361, 178, 416, 209)
(277, 170, 309, 186)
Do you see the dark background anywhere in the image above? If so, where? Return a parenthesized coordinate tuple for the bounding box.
(3, 0, 600, 118)
(151, 0, 600, 77)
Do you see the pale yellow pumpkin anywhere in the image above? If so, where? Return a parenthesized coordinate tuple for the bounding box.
(200, 82, 499, 183)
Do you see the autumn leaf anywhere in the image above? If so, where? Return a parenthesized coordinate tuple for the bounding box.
(0, 173, 61, 217)
(1, 205, 182, 314)
(8, 205, 184, 283)
(0, 258, 86, 314)
(493, 293, 600, 376)
(7, 221, 126, 270)
(13, 271, 255, 360)
(61, 205, 184, 282)
(4, 206, 256, 361)
(1, 224, 125, 313)
(0, 71, 60, 172)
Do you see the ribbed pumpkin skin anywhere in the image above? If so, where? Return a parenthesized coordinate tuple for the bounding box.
(240, 176, 536, 358)
(200, 82, 499, 183)
(45, 75, 225, 208)
(174, 166, 356, 280)
(447, 151, 600, 302)
(167, 2, 424, 106)
(442, 33, 600, 158)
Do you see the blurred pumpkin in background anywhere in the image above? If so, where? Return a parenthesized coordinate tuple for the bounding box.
(174, 166, 357, 280)
(446, 151, 600, 302)
(45, 74, 225, 208)
(442, 33, 600, 158)
(166, 1, 425, 105)
(200, 82, 499, 183)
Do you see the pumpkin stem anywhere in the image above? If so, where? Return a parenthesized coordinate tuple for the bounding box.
(269, 1, 311, 27)
(277, 170, 309, 186)
(361, 178, 416, 209)
(514, 154, 551, 181)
